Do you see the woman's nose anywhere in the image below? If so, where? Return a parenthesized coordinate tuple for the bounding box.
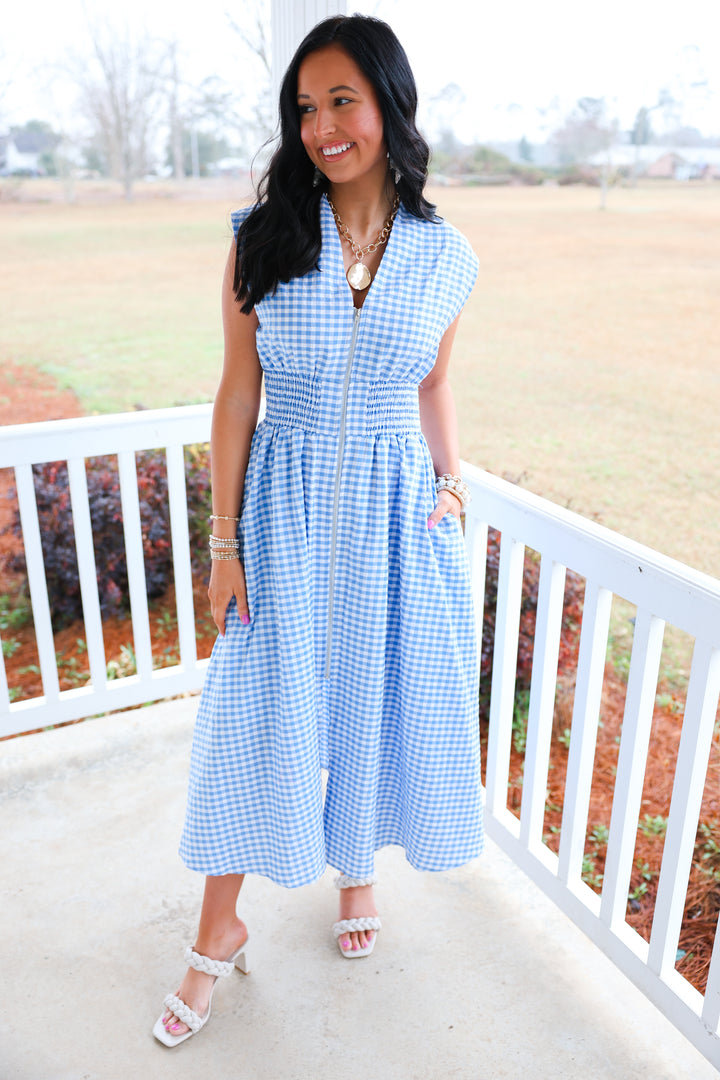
(314, 107, 335, 138)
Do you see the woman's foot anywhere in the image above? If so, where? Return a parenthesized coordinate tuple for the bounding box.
(162, 918, 248, 1037)
(337, 884, 378, 952)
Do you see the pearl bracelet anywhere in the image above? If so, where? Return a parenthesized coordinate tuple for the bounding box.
(435, 473, 471, 509)
(209, 534, 240, 561)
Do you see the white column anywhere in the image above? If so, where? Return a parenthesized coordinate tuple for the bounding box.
(271, 0, 347, 105)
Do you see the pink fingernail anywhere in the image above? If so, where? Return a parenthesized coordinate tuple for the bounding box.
(241, 613, 250, 625)
(427, 518, 435, 530)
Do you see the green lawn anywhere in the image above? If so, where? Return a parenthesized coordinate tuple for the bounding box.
(1, 178, 719, 578)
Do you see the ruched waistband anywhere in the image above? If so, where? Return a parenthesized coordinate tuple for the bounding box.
(263, 373, 421, 436)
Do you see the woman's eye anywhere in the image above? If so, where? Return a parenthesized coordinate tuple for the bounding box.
(334, 96, 352, 106)
(298, 104, 315, 115)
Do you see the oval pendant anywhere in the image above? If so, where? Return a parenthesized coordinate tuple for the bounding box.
(346, 261, 371, 291)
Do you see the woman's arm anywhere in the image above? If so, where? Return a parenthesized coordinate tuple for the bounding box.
(207, 242, 263, 635)
(418, 315, 465, 526)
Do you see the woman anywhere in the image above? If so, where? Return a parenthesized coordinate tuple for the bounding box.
(154, 14, 483, 1047)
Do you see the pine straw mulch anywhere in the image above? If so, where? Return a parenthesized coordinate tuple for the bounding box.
(480, 665, 720, 996)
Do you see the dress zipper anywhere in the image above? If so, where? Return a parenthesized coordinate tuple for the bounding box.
(325, 306, 362, 679)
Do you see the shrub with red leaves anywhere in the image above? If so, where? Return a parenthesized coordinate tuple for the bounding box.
(8, 447, 212, 630)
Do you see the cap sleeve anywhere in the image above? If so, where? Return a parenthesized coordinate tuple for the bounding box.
(438, 224, 479, 332)
(230, 205, 254, 242)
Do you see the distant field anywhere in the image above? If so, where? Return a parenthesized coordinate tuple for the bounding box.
(1, 178, 719, 577)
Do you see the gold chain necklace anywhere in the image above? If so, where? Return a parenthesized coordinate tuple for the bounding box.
(327, 194, 400, 291)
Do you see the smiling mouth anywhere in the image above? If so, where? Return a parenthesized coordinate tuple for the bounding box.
(321, 142, 354, 159)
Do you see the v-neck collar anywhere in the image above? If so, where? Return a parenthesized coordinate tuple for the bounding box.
(319, 193, 403, 311)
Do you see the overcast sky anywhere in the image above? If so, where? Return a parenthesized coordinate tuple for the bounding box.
(3, 0, 719, 143)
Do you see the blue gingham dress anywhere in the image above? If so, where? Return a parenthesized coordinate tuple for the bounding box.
(179, 196, 483, 886)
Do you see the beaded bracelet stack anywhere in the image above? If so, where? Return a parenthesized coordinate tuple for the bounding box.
(209, 534, 240, 561)
(208, 517, 241, 561)
(435, 473, 471, 509)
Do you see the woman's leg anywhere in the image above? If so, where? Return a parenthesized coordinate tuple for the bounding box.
(162, 873, 247, 1035)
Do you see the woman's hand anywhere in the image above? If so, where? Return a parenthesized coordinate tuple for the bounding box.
(427, 488, 462, 529)
(208, 559, 250, 635)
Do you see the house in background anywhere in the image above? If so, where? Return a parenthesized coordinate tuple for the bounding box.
(589, 144, 720, 180)
(0, 128, 59, 176)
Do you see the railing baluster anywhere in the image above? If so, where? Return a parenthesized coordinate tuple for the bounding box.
(166, 444, 197, 668)
(520, 557, 566, 850)
(600, 609, 665, 929)
(0, 639, 10, 713)
(485, 534, 525, 819)
(703, 908, 720, 1034)
(67, 457, 107, 689)
(463, 514, 489, 658)
(558, 581, 613, 884)
(14, 463, 60, 701)
(648, 641, 720, 979)
(117, 451, 153, 681)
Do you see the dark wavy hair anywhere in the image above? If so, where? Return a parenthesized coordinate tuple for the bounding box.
(234, 14, 437, 313)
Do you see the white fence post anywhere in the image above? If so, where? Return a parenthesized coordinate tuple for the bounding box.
(600, 610, 665, 930)
(520, 557, 566, 850)
(271, 0, 348, 107)
(67, 457, 107, 691)
(557, 580, 613, 886)
(166, 443, 197, 670)
(14, 463, 60, 704)
(648, 643, 720, 978)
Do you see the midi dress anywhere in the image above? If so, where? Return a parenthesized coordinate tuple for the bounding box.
(179, 195, 484, 887)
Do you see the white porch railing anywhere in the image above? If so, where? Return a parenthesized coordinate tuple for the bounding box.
(1, 406, 719, 1069)
(0, 406, 214, 731)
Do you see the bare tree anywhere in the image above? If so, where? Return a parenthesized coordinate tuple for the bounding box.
(225, 0, 275, 152)
(551, 97, 618, 167)
(0, 46, 13, 127)
(424, 82, 466, 148)
(167, 40, 185, 182)
(664, 44, 713, 134)
(74, 18, 166, 199)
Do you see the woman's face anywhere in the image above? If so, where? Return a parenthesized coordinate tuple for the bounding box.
(297, 44, 387, 188)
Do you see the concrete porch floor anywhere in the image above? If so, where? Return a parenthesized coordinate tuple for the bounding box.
(0, 697, 714, 1080)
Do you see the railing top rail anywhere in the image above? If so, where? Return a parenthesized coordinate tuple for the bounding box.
(463, 462, 720, 643)
(0, 404, 214, 469)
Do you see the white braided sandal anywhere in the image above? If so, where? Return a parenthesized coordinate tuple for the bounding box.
(152, 940, 250, 1047)
(333, 874, 381, 958)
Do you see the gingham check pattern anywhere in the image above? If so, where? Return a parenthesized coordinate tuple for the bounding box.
(179, 197, 484, 887)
